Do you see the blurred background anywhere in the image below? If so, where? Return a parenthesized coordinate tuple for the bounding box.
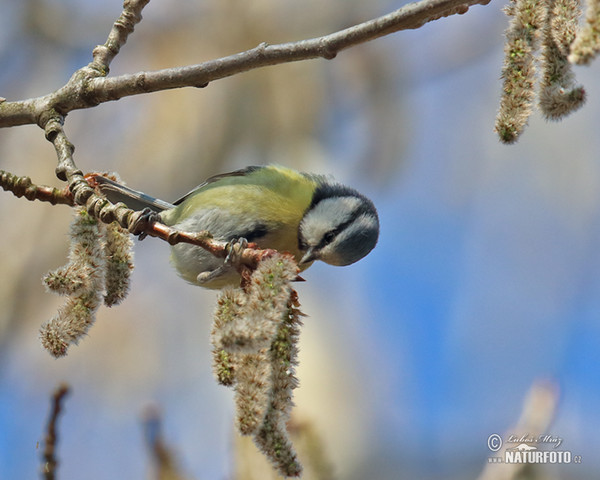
(1, 0, 599, 479)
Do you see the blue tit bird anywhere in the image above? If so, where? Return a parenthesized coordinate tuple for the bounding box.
(95, 165, 379, 289)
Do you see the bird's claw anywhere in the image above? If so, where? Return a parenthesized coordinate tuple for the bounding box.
(224, 237, 248, 266)
(130, 207, 160, 240)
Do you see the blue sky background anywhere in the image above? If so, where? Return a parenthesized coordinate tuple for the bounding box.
(1, 1, 600, 479)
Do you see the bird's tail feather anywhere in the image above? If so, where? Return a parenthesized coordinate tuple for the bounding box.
(91, 175, 175, 213)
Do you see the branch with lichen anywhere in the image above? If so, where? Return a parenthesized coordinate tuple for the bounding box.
(211, 254, 304, 477)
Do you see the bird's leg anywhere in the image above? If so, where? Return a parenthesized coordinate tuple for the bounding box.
(196, 238, 248, 284)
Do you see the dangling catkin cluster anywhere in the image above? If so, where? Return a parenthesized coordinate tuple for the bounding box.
(550, 0, 581, 55)
(495, 0, 546, 143)
(495, 0, 598, 142)
(539, 0, 586, 119)
(39, 207, 133, 357)
(569, 0, 600, 64)
(103, 220, 134, 306)
(211, 253, 304, 478)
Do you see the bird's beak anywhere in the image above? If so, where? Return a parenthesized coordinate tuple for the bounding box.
(299, 247, 318, 265)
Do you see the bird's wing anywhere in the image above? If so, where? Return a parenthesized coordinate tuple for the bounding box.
(171, 166, 263, 206)
(92, 175, 175, 212)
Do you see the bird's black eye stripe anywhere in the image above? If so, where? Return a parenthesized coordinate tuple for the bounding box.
(316, 224, 345, 249)
(314, 230, 337, 249)
(226, 224, 269, 243)
(317, 221, 349, 249)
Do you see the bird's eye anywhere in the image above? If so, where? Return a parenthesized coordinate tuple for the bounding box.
(323, 231, 336, 244)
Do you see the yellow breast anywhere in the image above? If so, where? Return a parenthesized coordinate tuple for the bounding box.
(161, 165, 318, 262)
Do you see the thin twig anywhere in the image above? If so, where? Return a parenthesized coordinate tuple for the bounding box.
(0, 170, 73, 205)
(90, 0, 151, 74)
(0, 0, 490, 128)
(0, 0, 150, 128)
(89, 0, 491, 102)
(41, 383, 70, 480)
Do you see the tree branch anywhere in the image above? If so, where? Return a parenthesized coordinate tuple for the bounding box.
(0, 0, 490, 271)
(41, 383, 70, 480)
(0, 0, 151, 128)
(0, 0, 490, 128)
(0, 170, 73, 206)
(90, 0, 151, 75)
